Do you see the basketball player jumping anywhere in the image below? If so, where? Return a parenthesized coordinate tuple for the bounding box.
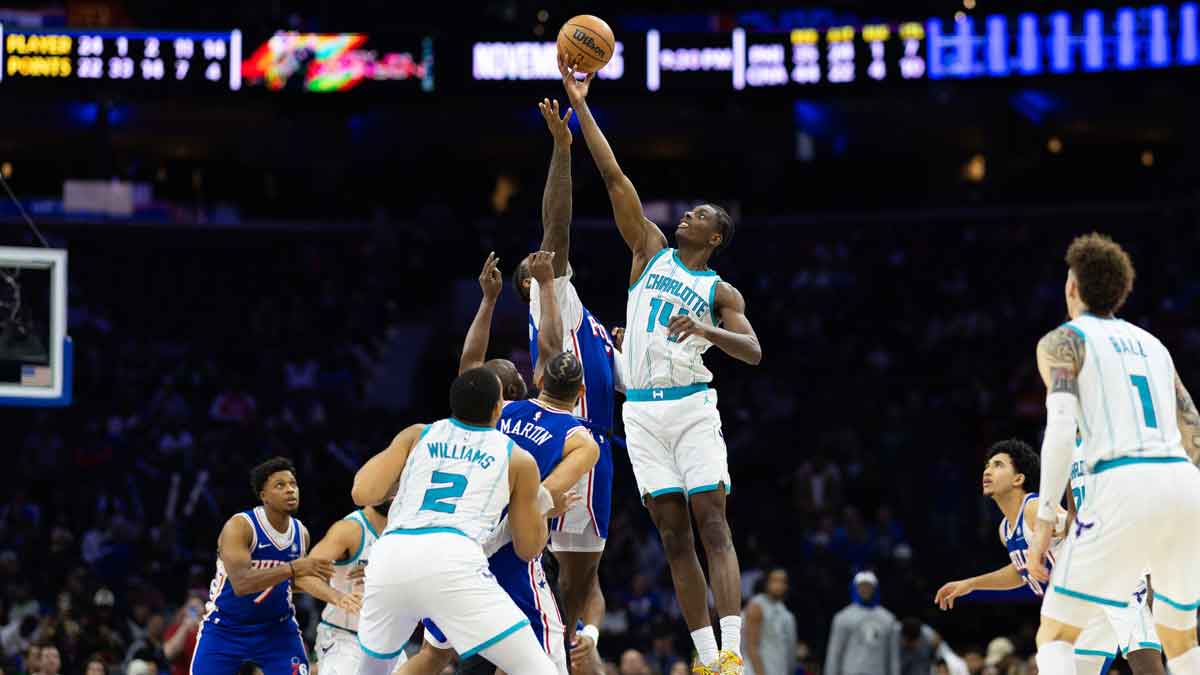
(1024, 233, 1200, 675)
(561, 60, 762, 675)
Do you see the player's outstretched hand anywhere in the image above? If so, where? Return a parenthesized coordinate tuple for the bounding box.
(332, 590, 363, 614)
(569, 634, 602, 675)
(538, 98, 573, 145)
(479, 252, 502, 301)
(546, 487, 582, 518)
(559, 54, 595, 105)
(292, 557, 335, 582)
(934, 579, 974, 610)
(611, 326, 625, 352)
(529, 250, 556, 285)
(667, 314, 709, 343)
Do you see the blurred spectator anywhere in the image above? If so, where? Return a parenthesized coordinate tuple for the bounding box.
(744, 569, 796, 675)
(162, 596, 204, 675)
(824, 572, 899, 675)
(645, 623, 681, 675)
(36, 646, 59, 675)
(899, 618, 937, 675)
(982, 638, 1018, 675)
(618, 650, 651, 675)
(83, 657, 106, 675)
(668, 662, 689, 675)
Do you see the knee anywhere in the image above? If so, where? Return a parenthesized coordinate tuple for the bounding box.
(1157, 625, 1198, 659)
(657, 521, 695, 558)
(1035, 619, 1081, 647)
(696, 511, 732, 553)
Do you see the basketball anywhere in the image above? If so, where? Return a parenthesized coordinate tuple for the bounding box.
(557, 14, 616, 74)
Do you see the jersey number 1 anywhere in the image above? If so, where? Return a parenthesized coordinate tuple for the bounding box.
(419, 471, 468, 514)
(1129, 375, 1159, 429)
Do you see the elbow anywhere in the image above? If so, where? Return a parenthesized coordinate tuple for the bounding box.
(350, 484, 374, 508)
(514, 540, 543, 562)
(228, 577, 250, 597)
(745, 343, 763, 366)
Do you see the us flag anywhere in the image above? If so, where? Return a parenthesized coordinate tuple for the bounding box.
(21, 365, 51, 386)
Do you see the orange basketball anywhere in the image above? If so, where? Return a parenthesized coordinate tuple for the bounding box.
(557, 15, 616, 74)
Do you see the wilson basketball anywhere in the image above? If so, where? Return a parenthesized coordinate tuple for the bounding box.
(557, 15, 616, 73)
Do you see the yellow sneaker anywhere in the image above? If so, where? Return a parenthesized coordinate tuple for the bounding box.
(717, 651, 744, 675)
(691, 657, 717, 674)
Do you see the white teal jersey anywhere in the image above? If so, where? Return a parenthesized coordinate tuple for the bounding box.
(1063, 314, 1184, 470)
(385, 418, 515, 544)
(320, 509, 380, 633)
(624, 248, 722, 391)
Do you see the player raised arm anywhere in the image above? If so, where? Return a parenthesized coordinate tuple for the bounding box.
(216, 516, 333, 596)
(538, 98, 573, 278)
(529, 250, 563, 385)
(667, 281, 763, 365)
(459, 253, 503, 374)
(559, 59, 666, 285)
(1175, 373, 1200, 464)
(352, 423, 425, 507)
(1027, 325, 1085, 582)
(291, 520, 365, 614)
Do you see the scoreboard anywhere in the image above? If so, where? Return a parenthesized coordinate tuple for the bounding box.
(469, 2, 1200, 92)
(2, 27, 242, 90)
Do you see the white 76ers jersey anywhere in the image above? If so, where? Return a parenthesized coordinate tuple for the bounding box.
(1063, 314, 1184, 469)
(386, 418, 514, 544)
(624, 248, 722, 391)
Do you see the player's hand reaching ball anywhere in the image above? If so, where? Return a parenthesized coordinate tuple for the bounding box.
(529, 250, 556, 285)
(291, 557, 335, 582)
(559, 53, 595, 105)
(538, 98, 573, 145)
(478, 252, 502, 301)
(667, 314, 709, 343)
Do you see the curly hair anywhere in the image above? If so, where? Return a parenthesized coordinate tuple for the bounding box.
(986, 438, 1039, 493)
(1066, 232, 1135, 316)
(542, 351, 583, 401)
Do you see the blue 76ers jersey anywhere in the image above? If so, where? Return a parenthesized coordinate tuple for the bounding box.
(1000, 492, 1061, 597)
(205, 507, 304, 627)
(497, 398, 587, 478)
(528, 271, 618, 431)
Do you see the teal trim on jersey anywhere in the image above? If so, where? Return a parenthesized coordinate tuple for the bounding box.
(449, 418, 494, 432)
(1154, 591, 1200, 611)
(1061, 323, 1086, 340)
(1073, 648, 1116, 658)
(671, 249, 718, 277)
(320, 618, 357, 635)
(359, 509, 381, 538)
(626, 383, 708, 402)
(628, 247, 670, 292)
(1092, 455, 1188, 474)
(507, 439, 514, 459)
(334, 514, 366, 566)
(357, 634, 407, 659)
(459, 618, 530, 659)
(383, 526, 468, 538)
(648, 487, 685, 498)
(687, 482, 731, 496)
(707, 280, 720, 326)
(1051, 585, 1128, 608)
(1125, 641, 1162, 654)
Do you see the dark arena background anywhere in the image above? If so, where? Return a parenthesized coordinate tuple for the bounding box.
(2, 0, 1199, 674)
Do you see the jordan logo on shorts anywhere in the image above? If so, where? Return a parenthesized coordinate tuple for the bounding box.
(1074, 517, 1095, 538)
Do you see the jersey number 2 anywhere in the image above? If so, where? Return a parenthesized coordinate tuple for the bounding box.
(1129, 375, 1159, 429)
(419, 471, 468, 514)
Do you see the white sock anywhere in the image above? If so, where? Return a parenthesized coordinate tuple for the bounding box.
(1036, 641, 1077, 675)
(691, 626, 719, 666)
(1168, 647, 1200, 675)
(719, 616, 742, 658)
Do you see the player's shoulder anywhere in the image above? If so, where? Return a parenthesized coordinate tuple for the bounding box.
(1037, 323, 1086, 363)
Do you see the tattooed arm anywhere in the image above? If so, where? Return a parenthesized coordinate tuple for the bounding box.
(1176, 374, 1200, 464)
(1028, 326, 1085, 582)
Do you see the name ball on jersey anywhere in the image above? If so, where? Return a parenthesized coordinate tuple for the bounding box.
(557, 14, 615, 73)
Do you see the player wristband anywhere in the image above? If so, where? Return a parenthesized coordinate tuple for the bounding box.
(581, 624, 600, 648)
